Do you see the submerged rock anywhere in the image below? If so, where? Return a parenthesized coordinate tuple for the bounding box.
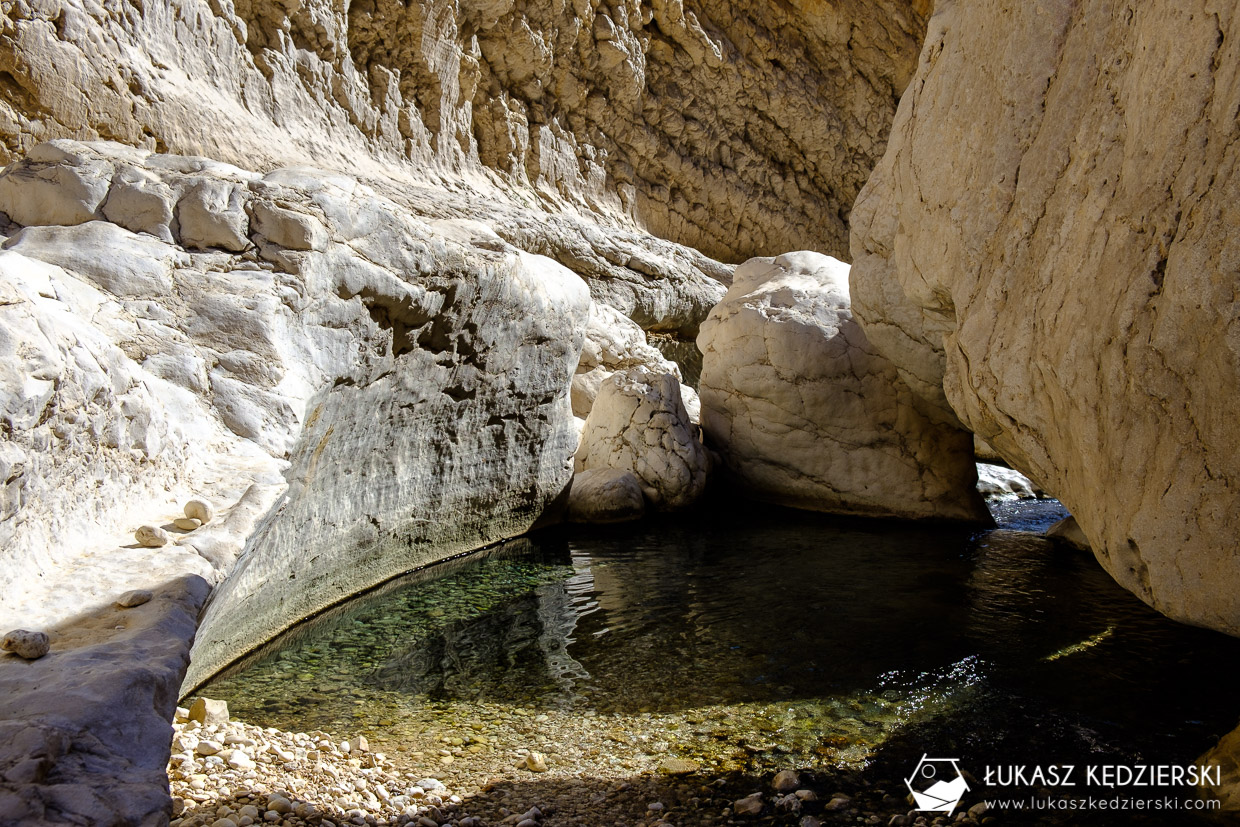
(566, 468, 647, 524)
(698, 252, 989, 522)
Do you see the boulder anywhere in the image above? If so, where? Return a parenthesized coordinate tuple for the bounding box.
(697, 251, 989, 522)
(1046, 516, 1090, 552)
(571, 301, 687, 419)
(575, 367, 708, 510)
(565, 468, 646, 524)
(850, 0, 1240, 635)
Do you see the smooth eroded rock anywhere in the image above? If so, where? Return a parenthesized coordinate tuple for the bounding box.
(115, 590, 153, 608)
(849, 0, 1240, 634)
(134, 525, 169, 548)
(576, 368, 708, 510)
(565, 468, 647, 524)
(698, 252, 989, 521)
(184, 499, 215, 525)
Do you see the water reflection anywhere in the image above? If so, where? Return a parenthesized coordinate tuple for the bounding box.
(201, 499, 1240, 775)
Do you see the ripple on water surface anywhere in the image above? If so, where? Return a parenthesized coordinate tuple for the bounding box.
(200, 498, 1240, 794)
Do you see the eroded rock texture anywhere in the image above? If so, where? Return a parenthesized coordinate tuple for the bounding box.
(698, 252, 987, 521)
(0, 140, 590, 694)
(0, 0, 927, 261)
(850, 1, 1240, 634)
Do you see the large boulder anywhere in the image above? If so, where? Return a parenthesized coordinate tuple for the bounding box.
(697, 251, 989, 521)
(575, 367, 709, 510)
(850, 1, 1240, 635)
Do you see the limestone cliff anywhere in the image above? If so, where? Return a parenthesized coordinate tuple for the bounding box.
(0, 0, 927, 262)
(850, 0, 1240, 636)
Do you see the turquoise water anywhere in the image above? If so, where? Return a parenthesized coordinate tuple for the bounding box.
(201, 497, 1239, 817)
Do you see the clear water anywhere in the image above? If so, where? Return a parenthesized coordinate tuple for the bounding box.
(200, 497, 1240, 813)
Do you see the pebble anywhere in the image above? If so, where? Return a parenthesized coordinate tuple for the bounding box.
(175, 517, 203, 531)
(523, 751, 548, 772)
(135, 524, 169, 547)
(1, 629, 50, 660)
(185, 498, 216, 524)
(733, 793, 763, 815)
(773, 769, 800, 792)
(657, 757, 699, 775)
(196, 740, 222, 756)
(116, 589, 154, 608)
(189, 697, 230, 727)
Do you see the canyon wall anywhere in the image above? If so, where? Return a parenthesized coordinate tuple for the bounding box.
(850, 0, 1240, 636)
(0, 0, 927, 262)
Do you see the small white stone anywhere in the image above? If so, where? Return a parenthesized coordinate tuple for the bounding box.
(188, 697, 230, 727)
(184, 498, 215, 524)
(195, 740, 222, 756)
(174, 516, 203, 531)
(135, 524, 169, 547)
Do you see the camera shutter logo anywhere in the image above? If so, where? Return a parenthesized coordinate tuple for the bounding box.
(905, 755, 969, 814)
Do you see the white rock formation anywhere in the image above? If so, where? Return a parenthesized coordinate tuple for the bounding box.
(565, 468, 647, 524)
(0, 141, 591, 695)
(571, 301, 690, 419)
(850, 0, 1240, 635)
(697, 252, 989, 521)
(975, 464, 1042, 502)
(0, 0, 927, 263)
(575, 368, 708, 510)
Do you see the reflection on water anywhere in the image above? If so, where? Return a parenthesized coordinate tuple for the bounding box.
(202, 498, 1240, 780)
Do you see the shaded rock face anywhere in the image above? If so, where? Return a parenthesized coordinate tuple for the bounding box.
(0, 140, 591, 692)
(850, 2, 1240, 634)
(0, 0, 927, 261)
(698, 252, 987, 521)
(0, 576, 209, 826)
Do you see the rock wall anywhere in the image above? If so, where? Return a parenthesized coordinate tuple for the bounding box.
(0, 141, 592, 695)
(850, 0, 1240, 635)
(0, 0, 927, 262)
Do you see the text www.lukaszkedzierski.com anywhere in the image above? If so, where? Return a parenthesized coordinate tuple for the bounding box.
(984, 796, 1220, 812)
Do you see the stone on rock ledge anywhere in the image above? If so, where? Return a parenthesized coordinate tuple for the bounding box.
(184, 499, 215, 525)
(134, 525, 169, 548)
(1, 629, 50, 660)
(698, 251, 989, 522)
(115, 589, 153, 608)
